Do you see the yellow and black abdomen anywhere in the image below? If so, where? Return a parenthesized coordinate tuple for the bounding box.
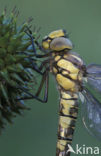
(52, 53, 83, 156)
(56, 91, 78, 156)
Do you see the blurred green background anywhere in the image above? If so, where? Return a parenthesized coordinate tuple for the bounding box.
(0, 0, 101, 156)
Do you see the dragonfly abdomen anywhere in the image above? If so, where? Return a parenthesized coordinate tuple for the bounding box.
(56, 91, 78, 156)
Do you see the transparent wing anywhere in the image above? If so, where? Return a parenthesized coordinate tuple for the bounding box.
(87, 64, 101, 92)
(79, 88, 101, 140)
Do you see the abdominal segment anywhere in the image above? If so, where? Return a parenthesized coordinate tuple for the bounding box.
(56, 91, 78, 156)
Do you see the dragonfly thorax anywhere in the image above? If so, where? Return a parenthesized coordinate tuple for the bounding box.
(51, 52, 84, 93)
(42, 29, 85, 92)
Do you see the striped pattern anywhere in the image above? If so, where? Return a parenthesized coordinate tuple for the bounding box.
(56, 91, 78, 156)
(51, 52, 84, 156)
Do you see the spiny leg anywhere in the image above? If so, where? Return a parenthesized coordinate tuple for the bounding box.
(30, 57, 52, 74)
(17, 68, 49, 103)
(25, 26, 37, 55)
(25, 26, 53, 58)
(17, 53, 50, 102)
(16, 86, 46, 103)
(24, 26, 45, 56)
(25, 26, 51, 74)
(20, 27, 50, 102)
(35, 69, 49, 102)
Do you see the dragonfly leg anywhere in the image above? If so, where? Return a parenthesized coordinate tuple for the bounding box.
(23, 27, 50, 102)
(25, 26, 44, 54)
(35, 69, 49, 102)
(17, 68, 49, 103)
(25, 26, 53, 58)
(25, 26, 37, 55)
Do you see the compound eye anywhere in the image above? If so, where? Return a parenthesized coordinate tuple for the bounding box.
(50, 37, 73, 51)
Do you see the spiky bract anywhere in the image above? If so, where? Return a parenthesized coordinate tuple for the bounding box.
(0, 11, 37, 131)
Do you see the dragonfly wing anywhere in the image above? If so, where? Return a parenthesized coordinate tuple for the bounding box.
(87, 64, 101, 92)
(79, 88, 101, 140)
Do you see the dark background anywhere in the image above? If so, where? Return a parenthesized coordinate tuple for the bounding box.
(0, 0, 101, 156)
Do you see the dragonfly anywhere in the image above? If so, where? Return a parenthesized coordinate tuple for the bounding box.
(26, 29, 101, 156)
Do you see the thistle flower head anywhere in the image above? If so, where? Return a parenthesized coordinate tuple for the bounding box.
(0, 10, 38, 131)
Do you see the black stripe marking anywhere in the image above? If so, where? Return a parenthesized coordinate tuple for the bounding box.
(59, 112, 77, 119)
(61, 97, 78, 100)
(59, 70, 79, 83)
(58, 136, 72, 141)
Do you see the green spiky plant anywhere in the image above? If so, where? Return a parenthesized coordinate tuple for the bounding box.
(0, 10, 38, 131)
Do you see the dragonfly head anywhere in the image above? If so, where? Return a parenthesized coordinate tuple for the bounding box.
(42, 29, 73, 51)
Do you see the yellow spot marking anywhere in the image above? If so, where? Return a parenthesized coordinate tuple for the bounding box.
(55, 55, 61, 61)
(61, 91, 78, 99)
(57, 140, 70, 151)
(60, 127, 74, 139)
(61, 92, 72, 99)
(69, 73, 78, 80)
(60, 99, 77, 106)
(49, 30, 65, 39)
(60, 102, 78, 117)
(42, 40, 50, 49)
(59, 116, 75, 128)
(71, 54, 83, 64)
(53, 67, 58, 73)
(56, 74, 75, 90)
(57, 59, 79, 74)
(63, 54, 68, 59)
(57, 140, 66, 151)
(62, 70, 69, 75)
